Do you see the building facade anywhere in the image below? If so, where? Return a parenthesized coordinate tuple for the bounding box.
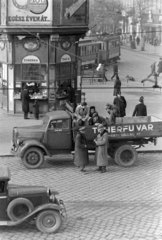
(0, 0, 89, 113)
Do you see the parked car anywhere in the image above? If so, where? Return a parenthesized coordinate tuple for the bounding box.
(0, 165, 66, 233)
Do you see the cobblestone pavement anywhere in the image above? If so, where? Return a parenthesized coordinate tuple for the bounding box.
(1, 153, 162, 240)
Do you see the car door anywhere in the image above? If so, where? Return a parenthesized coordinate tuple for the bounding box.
(47, 119, 72, 152)
(0, 181, 8, 220)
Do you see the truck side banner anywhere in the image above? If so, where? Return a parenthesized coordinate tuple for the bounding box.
(7, 0, 52, 25)
(90, 123, 155, 139)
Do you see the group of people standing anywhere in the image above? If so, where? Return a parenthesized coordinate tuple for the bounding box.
(74, 124, 109, 173)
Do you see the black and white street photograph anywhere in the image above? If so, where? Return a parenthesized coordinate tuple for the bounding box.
(0, 0, 162, 239)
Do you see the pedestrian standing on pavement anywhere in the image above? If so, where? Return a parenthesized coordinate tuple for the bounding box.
(94, 124, 109, 173)
(74, 126, 89, 172)
(111, 61, 118, 80)
(113, 75, 121, 96)
(132, 96, 147, 117)
(32, 99, 39, 120)
(136, 36, 140, 46)
(113, 92, 127, 117)
(21, 83, 30, 119)
(147, 62, 156, 78)
(157, 58, 162, 76)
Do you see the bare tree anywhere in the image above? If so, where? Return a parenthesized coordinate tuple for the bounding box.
(134, 0, 153, 50)
(90, 0, 123, 34)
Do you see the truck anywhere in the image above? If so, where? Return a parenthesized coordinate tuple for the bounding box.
(11, 108, 162, 169)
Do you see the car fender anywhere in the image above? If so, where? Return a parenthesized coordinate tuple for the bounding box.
(6, 203, 62, 227)
(19, 140, 51, 158)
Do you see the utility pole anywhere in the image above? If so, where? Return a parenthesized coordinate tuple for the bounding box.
(131, 0, 136, 49)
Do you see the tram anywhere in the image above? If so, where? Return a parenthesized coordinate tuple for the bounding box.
(78, 34, 121, 68)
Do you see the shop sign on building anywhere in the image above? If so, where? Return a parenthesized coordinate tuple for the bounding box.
(22, 55, 40, 64)
(7, 0, 52, 25)
(61, 54, 71, 63)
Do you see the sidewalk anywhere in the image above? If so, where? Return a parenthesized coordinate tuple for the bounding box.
(122, 41, 162, 57)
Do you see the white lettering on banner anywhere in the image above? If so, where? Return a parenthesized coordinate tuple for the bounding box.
(64, 0, 86, 18)
(92, 124, 154, 135)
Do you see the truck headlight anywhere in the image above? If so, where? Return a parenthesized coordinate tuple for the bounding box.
(50, 194, 55, 203)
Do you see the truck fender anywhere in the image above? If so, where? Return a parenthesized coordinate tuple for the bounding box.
(6, 203, 62, 227)
(19, 140, 51, 158)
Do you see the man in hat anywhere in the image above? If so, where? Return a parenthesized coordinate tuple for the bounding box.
(147, 62, 156, 79)
(111, 61, 118, 80)
(94, 124, 109, 173)
(74, 126, 89, 171)
(21, 83, 31, 119)
(74, 102, 89, 126)
(113, 92, 127, 117)
(132, 96, 147, 116)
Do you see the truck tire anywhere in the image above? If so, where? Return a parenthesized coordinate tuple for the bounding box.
(114, 145, 137, 167)
(36, 210, 62, 233)
(7, 198, 34, 221)
(22, 147, 44, 169)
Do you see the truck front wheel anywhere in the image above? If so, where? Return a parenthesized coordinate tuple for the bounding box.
(115, 145, 137, 167)
(22, 147, 44, 169)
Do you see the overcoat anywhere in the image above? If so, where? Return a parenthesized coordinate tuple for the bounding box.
(21, 89, 30, 113)
(113, 96, 127, 117)
(157, 60, 162, 74)
(74, 131, 89, 168)
(113, 78, 121, 96)
(94, 130, 109, 166)
(132, 103, 147, 116)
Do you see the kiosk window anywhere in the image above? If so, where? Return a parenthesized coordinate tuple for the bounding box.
(49, 119, 69, 129)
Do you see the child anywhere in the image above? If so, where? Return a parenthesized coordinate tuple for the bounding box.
(33, 100, 39, 120)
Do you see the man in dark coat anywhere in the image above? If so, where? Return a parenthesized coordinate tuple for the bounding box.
(111, 62, 118, 80)
(94, 124, 109, 173)
(74, 126, 89, 171)
(21, 84, 30, 119)
(132, 96, 147, 117)
(113, 76, 121, 96)
(113, 92, 127, 117)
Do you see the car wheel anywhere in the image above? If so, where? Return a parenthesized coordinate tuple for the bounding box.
(114, 145, 137, 167)
(7, 198, 34, 222)
(22, 147, 44, 169)
(36, 210, 62, 234)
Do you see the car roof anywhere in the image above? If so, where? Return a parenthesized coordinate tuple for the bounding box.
(0, 165, 10, 180)
(45, 111, 70, 121)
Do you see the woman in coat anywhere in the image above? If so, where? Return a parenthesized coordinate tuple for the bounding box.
(74, 127, 89, 171)
(94, 124, 109, 173)
(113, 76, 121, 96)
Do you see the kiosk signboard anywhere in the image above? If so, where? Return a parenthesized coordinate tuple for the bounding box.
(7, 0, 52, 25)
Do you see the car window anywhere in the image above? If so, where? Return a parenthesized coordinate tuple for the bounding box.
(49, 119, 69, 129)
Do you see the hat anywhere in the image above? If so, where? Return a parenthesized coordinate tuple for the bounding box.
(97, 124, 104, 131)
(139, 96, 144, 103)
(92, 112, 98, 118)
(81, 102, 87, 107)
(79, 126, 86, 132)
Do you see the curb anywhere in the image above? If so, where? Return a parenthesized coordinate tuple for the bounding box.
(121, 45, 161, 57)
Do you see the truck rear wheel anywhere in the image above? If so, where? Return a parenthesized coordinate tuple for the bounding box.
(22, 147, 44, 169)
(115, 145, 137, 167)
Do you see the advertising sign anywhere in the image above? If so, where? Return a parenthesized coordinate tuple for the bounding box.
(62, 0, 88, 25)
(7, 0, 52, 25)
